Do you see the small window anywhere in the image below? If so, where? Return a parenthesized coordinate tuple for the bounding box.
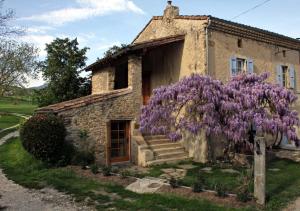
(281, 65, 288, 88)
(282, 50, 286, 57)
(238, 39, 243, 48)
(236, 58, 246, 73)
(114, 62, 128, 90)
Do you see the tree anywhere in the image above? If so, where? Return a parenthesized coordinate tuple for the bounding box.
(103, 44, 128, 58)
(0, 0, 23, 37)
(140, 73, 299, 153)
(0, 39, 39, 96)
(36, 38, 90, 106)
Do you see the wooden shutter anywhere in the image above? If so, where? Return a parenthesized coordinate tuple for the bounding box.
(289, 65, 295, 89)
(247, 58, 254, 74)
(230, 56, 237, 76)
(276, 65, 283, 86)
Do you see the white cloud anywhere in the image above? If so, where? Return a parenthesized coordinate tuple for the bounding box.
(19, 34, 55, 57)
(26, 26, 54, 34)
(20, 0, 144, 26)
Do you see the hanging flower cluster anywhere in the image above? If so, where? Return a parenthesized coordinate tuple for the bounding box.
(140, 73, 299, 146)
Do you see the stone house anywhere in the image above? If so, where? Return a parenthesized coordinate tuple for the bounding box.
(38, 2, 300, 166)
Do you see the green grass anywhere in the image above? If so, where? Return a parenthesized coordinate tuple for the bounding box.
(266, 159, 300, 210)
(0, 138, 245, 211)
(0, 96, 37, 115)
(0, 114, 22, 130)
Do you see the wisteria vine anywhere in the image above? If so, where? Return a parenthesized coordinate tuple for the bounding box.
(140, 73, 299, 147)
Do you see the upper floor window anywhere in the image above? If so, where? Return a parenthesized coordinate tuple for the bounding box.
(230, 56, 253, 76)
(114, 62, 128, 90)
(277, 65, 295, 89)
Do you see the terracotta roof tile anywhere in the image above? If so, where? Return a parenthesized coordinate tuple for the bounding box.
(36, 88, 132, 113)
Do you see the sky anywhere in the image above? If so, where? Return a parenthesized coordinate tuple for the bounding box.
(5, 0, 300, 87)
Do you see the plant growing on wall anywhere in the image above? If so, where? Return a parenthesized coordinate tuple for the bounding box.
(140, 73, 299, 151)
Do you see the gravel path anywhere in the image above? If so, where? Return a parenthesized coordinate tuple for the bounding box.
(0, 131, 95, 211)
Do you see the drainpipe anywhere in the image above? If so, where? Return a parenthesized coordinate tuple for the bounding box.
(205, 17, 212, 76)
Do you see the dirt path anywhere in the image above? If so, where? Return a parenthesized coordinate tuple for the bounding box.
(0, 131, 95, 211)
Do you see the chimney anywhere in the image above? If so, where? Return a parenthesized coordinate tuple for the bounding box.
(163, 1, 179, 20)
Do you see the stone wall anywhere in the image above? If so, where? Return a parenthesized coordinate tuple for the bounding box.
(92, 66, 115, 94)
(56, 56, 142, 165)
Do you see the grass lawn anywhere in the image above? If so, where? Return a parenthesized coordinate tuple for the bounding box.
(0, 114, 22, 130)
(0, 96, 37, 115)
(146, 158, 300, 211)
(0, 138, 245, 211)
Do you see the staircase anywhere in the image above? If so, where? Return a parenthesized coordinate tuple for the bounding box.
(143, 135, 189, 166)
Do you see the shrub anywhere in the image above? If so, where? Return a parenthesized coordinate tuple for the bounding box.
(20, 113, 67, 165)
(120, 170, 131, 179)
(90, 164, 99, 174)
(71, 150, 95, 167)
(193, 172, 205, 193)
(215, 183, 228, 198)
(237, 189, 251, 202)
(169, 177, 180, 188)
(102, 166, 112, 176)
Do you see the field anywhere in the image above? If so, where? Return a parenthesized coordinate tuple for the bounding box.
(0, 96, 37, 115)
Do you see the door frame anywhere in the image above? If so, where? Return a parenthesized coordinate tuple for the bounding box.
(106, 120, 131, 164)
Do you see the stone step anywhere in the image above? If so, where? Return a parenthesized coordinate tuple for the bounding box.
(149, 142, 182, 149)
(152, 146, 185, 154)
(143, 135, 167, 140)
(155, 151, 188, 160)
(146, 139, 171, 145)
(146, 156, 189, 166)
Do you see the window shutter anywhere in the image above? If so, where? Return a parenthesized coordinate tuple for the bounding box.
(276, 65, 283, 86)
(247, 58, 254, 74)
(289, 65, 295, 89)
(230, 56, 237, 76)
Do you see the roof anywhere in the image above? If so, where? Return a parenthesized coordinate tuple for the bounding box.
(36, 88, 132, 113)
(132, 15, 300, 49)
(84, 34, 185, 72)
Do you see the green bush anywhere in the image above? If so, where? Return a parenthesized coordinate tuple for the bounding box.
(169, 177, 180, 188)
(20, 113, 67, 165)
(90, 164, 99, 174)
(193, 173, 205, 192)
(102, 166, 112, 176)
(237, 189, 251, 202)
(215, 183, 228, 198)
(120, 170, 131, 178)
(71, 150, 95, 167)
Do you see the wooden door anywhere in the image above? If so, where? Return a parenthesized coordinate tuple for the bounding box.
(142, 72, 151, 105)
(109, 120, 130, 163)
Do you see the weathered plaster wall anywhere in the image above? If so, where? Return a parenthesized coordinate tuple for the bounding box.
(134, 18, 208, 78)
(143, 42, 184, 89)
(208, 30, 300, 90)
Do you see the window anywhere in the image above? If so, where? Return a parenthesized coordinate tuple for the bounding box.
(236, 58, 246, 73)
(282, 65, 288, 87)
(230, 57, 254, 76)
(114, 62, 128, 90)
(282, 50, 286, 57)
(277, 65, 295, 89)
(238, 39, 243, 48)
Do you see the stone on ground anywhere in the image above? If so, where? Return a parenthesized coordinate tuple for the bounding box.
(159, 168, 187, 180)
(125, 177, 166, 193)
(220, 169, 240, 174)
